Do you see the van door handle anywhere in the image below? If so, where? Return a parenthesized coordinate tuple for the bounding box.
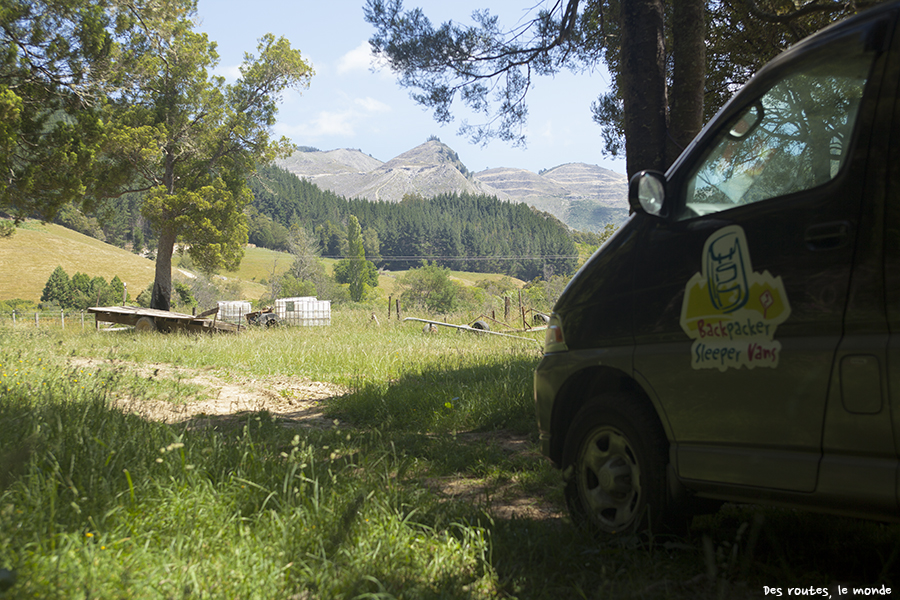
(805, 221, 850, 250)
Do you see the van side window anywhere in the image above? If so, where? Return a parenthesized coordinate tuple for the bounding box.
(680, 43, 877, 219)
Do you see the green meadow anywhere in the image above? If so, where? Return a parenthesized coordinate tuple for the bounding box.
(1, 311, 897, 599)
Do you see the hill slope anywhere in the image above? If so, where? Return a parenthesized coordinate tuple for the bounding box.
(473, 164, 629, 232)
(0, 222, 158, 302)
(0, 222, 284, 303)
(276, 141, 628, 232)
(277, 148, 384, 178)
(0, 221, 527, 304)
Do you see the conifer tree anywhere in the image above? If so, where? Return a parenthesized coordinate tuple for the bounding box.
(99, 1, 313, 311)
(346, 216, 367, 302)
(40, 266, 72, 307)
(0, 0, 113, 221)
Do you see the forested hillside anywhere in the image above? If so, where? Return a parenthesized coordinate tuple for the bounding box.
(249, 165, 578, 281)
(24, 164, 578, 283)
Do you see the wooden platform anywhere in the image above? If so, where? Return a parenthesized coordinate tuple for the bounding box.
(87, 306, 239, 333)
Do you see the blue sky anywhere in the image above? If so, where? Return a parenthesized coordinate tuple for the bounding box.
(195, 0, 623, 175)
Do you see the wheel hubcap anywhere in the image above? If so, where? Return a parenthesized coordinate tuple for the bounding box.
(577, 426, 642, 532)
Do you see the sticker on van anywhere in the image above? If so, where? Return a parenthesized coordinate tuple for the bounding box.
(679, 225, 791, 371)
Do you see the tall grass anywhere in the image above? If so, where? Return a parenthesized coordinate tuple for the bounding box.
(0, 337, 495, 598)
(1, 314, 898, 599)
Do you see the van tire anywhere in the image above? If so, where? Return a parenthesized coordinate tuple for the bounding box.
(563, 394, 680, 537)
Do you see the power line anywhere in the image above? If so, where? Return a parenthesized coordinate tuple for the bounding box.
(309, 255, 580, 261)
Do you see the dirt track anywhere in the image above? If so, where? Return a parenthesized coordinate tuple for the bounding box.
(67, 357, 564, 521)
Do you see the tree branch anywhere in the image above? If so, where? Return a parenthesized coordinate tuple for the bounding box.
(744, 0, 859, 24)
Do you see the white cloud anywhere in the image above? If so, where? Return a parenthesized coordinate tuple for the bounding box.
(354, 97, 391, 113)
(213, 64, 243, 82)
(539, 121, 554, 140)
(288, 111, 357, 137)
(337, 41, 388, 75)
(282, 95, 393, 139)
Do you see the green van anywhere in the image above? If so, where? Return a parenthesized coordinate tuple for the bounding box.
(534, 1, 900, 535)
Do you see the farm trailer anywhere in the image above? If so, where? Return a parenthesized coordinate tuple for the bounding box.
(87, 306, 240, 333)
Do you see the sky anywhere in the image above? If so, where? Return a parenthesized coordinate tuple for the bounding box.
(194, 0, 624, 175)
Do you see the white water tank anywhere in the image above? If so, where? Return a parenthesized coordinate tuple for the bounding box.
(217, 301, 252, 325)
(275, 297, 331, 326)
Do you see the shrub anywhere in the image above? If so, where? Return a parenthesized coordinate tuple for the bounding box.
(399, 263, 461, 313)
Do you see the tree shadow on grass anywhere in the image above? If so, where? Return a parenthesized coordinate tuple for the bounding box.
(451, 503, 900, 599)
(326, 352, 540, 435)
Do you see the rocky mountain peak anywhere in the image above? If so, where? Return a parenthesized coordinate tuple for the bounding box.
(383, 140, 472, 176)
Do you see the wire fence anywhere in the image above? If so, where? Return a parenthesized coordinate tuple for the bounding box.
(0, 310, 104, 330)
(0, 303, 335, 330)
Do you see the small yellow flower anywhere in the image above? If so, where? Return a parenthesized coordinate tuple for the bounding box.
(85, 532, 94, 538)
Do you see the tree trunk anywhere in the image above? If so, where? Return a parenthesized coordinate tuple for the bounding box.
(668, 0, 707, 166)
(150, 229, 176, 311)
(150, 150, 178, 312)
(619, 0, 667, 178)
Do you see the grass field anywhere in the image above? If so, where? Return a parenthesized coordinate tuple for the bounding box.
(218, 246, 294, 283)
(0, 222, 157, 302)
(1, 311, 898, 599)
(0, 222, 526, 305)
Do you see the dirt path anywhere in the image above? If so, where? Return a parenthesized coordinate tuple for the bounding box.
(69, 357, 345, 429)
(66, 357, 565, 521)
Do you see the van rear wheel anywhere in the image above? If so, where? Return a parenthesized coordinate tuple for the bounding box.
(563, 394, 679, 537)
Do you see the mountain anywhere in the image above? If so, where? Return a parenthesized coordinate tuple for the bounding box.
(474, 163, 629, 232)
(277, 148, 383, 177)
(276, 141, 628, 232)
(277, 141, 507, 203)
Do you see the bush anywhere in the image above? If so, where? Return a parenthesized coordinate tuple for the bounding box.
(278, 273, 316, 298)
(0, 298, 36, 312)
(399, 263, 462, 313)
(0, 219, 14, 238)
(39, 267, 127, 309)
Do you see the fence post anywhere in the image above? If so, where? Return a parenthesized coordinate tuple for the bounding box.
(61, 309, 65, 329)
(34, 313, 38, 327)
(11, 310, 15, 326)
(395, 298, 401, 320)
(388, 295, 392, 319)
(122, 283, 127, 306)
(81, 310, 85, 330)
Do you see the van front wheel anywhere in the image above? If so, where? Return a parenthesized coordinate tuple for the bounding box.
(563, 395, 676, 536)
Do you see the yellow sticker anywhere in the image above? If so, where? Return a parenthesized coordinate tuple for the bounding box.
(680, 225, 791, 371)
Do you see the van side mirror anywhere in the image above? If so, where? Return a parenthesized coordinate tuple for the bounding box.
(628, 171, 667, 217)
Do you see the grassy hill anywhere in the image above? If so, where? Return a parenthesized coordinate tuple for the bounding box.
(0, 221, 298, 303)
(1, 221, 526, 304)
(0, 221, 158, 302)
